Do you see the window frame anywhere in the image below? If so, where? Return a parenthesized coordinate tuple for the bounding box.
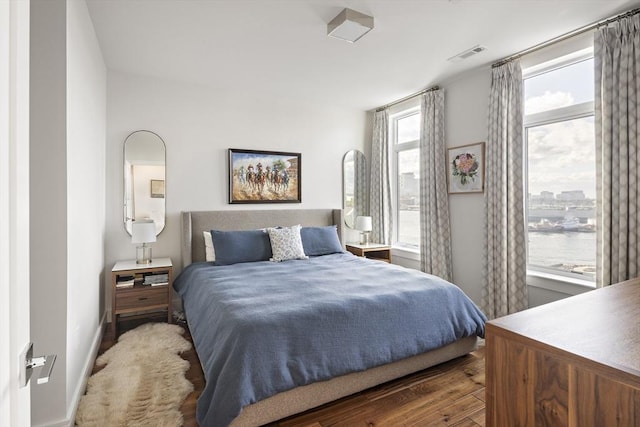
(523, 49, 596, 286)
(389, 105, 421, 249)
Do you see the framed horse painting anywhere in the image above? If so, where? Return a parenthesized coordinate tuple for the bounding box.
(228, 148, 302, 204)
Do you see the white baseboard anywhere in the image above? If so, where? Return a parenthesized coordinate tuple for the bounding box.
(55, 311, 107, 427)
(31, 311, 106, 427)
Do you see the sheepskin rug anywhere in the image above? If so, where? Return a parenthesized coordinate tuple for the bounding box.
(76, 323, 194, 427)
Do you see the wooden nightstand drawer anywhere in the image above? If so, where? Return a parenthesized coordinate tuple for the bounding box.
(116, 286, 168, 311)
(111, 257, 173, 338)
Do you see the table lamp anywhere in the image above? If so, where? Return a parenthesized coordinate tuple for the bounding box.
(355, 216, 372, 245)
(131, 220, 156, 264)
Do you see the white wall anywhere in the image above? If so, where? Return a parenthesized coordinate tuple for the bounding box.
(30, 0, 106, 425)
(105, 71, 368, 311)
(391, 68, 491, 305)
(65, 0, 106, 419)
(442, 68, 492, 304)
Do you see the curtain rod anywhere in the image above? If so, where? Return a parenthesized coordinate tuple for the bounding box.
(375, 85, 440, 112)
(492, 7, 640, 68)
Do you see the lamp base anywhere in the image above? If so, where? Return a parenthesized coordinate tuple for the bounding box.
(136, 244, 152, 265)
(359, 231, 370, 245)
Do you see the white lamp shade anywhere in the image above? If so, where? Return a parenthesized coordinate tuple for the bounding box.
(131, 220, 156, 244)
(355, 216, 372, 232)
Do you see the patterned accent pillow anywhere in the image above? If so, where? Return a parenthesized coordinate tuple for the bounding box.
(267, 225, 309, 262)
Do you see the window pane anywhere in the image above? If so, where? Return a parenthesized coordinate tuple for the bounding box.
(397, 113, 420, 144)
(527, 116, 595, 277)
(397, 148, 420, 246)
(524, 58, 594, 115)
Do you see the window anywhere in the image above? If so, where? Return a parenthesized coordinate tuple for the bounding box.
(390, 106, 421, 248)
(523, 49, 596, 281)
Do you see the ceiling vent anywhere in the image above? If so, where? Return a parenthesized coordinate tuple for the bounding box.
(447, 45, 487, 62)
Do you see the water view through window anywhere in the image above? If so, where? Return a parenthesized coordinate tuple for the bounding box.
(525, 55, 596, 279)
(527, 117, 596, 276)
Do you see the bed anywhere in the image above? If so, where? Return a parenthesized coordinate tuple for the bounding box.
(176, 209, 486, 427)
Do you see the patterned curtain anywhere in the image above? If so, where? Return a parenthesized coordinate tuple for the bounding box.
(419, 90, 452, 281)
(594, 14, 640, 287)
(482, 61, 528, 319)
(369, 109, 392, 244)
(353, 151, 369, 219)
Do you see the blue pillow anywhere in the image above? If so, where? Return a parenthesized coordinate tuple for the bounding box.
(300, 225, 344, 256)
(211, 229, 272, 265)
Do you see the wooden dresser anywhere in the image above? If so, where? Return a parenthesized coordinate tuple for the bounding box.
(485, 277, 640, 426)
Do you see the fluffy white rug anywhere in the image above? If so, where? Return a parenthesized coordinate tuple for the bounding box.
(76, 323, 194, 427)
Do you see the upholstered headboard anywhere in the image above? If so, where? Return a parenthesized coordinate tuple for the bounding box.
(181, 209, 344, 267)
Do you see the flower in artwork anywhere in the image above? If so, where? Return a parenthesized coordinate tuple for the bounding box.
(451, 152, 479, 185)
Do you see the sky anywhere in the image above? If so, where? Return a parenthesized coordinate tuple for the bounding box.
(525, 58, 595, 199)
(525, 58, 594, 114)
(527, 116, 595, 199)
(230, 152, 294, 171)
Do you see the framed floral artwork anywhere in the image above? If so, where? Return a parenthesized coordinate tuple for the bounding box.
(447, 142, 485, 194)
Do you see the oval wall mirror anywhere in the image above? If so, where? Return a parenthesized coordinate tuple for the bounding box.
(343, 149, 368, 229)
(123, 130, 166, 236)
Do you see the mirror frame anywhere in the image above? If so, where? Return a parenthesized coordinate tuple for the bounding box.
(343, 149, 368, 229)
(123, 130, 166, 236)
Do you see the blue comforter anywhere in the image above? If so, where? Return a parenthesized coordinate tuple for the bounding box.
(174, 253, 486, 426)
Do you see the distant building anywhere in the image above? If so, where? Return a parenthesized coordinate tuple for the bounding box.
(530, 191, 555, 204)
(540, 191, 554, 199)
(556, 190, 585, 201)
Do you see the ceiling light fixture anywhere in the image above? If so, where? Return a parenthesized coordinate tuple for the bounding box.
(327, 8, 374, 43)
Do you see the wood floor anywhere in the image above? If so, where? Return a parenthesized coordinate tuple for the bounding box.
(96, 318, 486, 427)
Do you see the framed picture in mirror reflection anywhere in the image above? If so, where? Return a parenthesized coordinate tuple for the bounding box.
(150, 179, 165, 198)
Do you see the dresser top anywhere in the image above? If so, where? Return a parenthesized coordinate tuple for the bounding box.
(488, 278, 640, 378)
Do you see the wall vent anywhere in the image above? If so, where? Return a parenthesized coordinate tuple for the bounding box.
(447, 45, 487, 62)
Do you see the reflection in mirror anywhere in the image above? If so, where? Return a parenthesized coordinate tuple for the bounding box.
(124, 131, 166, 236)
(343, 150, 368, 229)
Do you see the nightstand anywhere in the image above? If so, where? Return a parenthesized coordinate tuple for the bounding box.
(346, 244, 392, 263)
(111, 257, 173, 337)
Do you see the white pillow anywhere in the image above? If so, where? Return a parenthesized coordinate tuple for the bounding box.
(203, 231, 215, 262)
(267, 225, 308, 262)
